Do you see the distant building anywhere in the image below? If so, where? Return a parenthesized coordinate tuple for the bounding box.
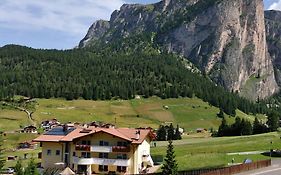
(34, 126, 154, 175)
(88, 121, 115, 128)
(21, 125, 37, 134)
(18, 141, 38, 149)
(196, 128, 207, 133)
(41, 118, 60, 131)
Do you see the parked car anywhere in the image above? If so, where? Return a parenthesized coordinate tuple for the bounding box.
(1, 167, 15, 174)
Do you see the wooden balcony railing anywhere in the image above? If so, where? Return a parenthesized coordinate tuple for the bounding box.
(112, 146, 130, 152)
(75, 144, 91, 151)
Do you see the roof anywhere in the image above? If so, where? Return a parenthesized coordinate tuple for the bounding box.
(60, 167, 75, 175)
(33, 126, 152, 144)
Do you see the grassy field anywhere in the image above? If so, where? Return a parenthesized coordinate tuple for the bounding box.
(2, 133, 41, 168)
(151, 132, 281, 171)
(0, 97, 269, 170)
(0, 97, 263, 132)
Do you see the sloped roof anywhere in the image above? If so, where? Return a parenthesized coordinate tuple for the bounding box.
(60, 167, 75, 175)
(34, 126, 152, 144)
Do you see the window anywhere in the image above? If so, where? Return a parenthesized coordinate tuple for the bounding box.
(99, 165, 108, 172)
(117, 154, 127, 159)
(81, 140, 91, 145)
(99, 141, 109, 146)
(73, 152, 76, 156)
(47, 149, 51, 156)
(81, 152, 91, 158)
(117, 141, 127, 147)
(56, 150, 60, 156)
(117, 166, 126, 172)
(99, 153, 108, 158)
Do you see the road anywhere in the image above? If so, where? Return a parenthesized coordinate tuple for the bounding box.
(236, 159, 281, 175)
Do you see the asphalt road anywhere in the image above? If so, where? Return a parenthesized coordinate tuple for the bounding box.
(236, 159, 281, 175)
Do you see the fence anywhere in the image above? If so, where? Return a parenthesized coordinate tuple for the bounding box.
(142, 159, 271, 175)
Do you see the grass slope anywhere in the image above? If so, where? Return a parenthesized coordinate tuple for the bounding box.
(0, 97, 265, 132)
(152, 132, 281, 171)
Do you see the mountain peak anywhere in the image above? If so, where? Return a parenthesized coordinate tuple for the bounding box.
(78, 0, 279, 100)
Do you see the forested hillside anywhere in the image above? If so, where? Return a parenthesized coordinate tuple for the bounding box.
(0, 44, 269, 117)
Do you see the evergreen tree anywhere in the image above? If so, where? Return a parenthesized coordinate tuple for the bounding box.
(217, 108, 224, 118)
(161, 140, 178, 175)
(15, 159, 24, 175)
(24, 157, 39, 175)
(241, 119, 253, 135)
(174, 125, 182, 140)
(0, 135, 4, 171)
(232, 117, 242, 136)
(167, 124, 175, 140)
(218, 117, 228, 136)
(267, 111, 279, 132)
(253, 117, 267, 134)
(157, 125, 167, 141)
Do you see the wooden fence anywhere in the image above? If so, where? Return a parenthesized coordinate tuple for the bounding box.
(142, 159, 271, 175)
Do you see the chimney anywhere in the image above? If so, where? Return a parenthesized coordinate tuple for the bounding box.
(63, 124, 68, 132)
(135, 130, 140, 140)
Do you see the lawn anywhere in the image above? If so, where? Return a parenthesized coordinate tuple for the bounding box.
(151, 132, 281, 171)
(2, 133, 40, 168)
(0, 97, 266, 133)
(0, 97, 270, 171)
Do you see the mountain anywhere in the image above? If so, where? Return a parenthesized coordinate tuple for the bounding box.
(80, 0, 279, 100)
(265, 10, 281, 86)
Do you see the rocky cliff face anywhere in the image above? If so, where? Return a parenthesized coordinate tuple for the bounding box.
(265, 10, 281, 86)
(79, 0, 279, 100)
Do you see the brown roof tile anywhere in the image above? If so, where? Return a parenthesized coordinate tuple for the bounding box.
(34, 126, 152, 144)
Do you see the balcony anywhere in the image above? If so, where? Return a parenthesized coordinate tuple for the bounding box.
(75, 145, 91, 151)
(112, 146, 130, 153)
(91, 146, 112, 153)
(73, 157, 93, 165)
(73, 157, 130, 166)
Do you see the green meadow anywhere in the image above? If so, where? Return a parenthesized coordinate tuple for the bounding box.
(151, 132, 281, 171)
(0, 97, 264, 132)
(0, 97, 271, 170)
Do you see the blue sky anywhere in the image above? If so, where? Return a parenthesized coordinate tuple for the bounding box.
(0, 0, 279, 49)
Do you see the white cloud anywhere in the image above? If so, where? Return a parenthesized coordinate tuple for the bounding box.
(268, 0, 281, 10)
(0, 0, 125, 35)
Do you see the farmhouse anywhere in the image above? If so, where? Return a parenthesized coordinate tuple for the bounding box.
(21, 125, 37, 134)
(18, 141, 38, 149)
(41, 118, 60, 131)
(34, 125, 154, 175)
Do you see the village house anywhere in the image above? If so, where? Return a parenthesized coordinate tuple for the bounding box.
(21, 125, 37, 134)
(34, 125, 154, 175)
(18, 141, 38, 150)
(41, 118, 60, 131)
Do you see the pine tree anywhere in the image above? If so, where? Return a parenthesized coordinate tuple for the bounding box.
(174, 125, 182, 140)
(167, 124, 175, 140)
(217, 109, 224, 118)
(253, 117, 267, 134)
(15, 159, 24, 175)
(157, 125, 167, 141)
(24, 157, 39, 175)
(0, 135, 5, 171)
(218, 117, 228, 136)
(267, 111, 279, 132)
(161, 140, 178, 175)
(241, 119, 253, 135)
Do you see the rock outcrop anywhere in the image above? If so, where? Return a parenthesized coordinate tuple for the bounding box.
(265, 10, 281, 86)
(79, 0, 279, 100)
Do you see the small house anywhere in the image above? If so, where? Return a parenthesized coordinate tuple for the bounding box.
(196, 128, 207, 133)
(18, 141, 38, 149)
(22, 125, 37, 134)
